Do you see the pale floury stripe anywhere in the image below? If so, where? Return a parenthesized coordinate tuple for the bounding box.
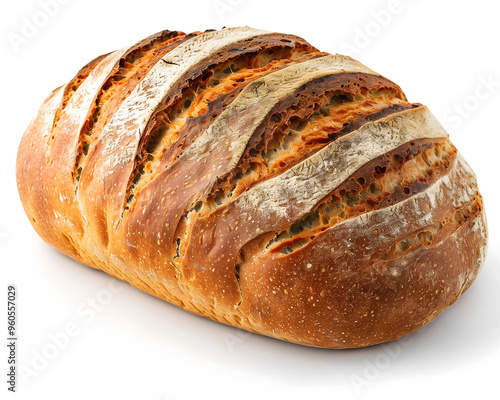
(58, 47, 129, 150)
(63, 49, 129, 128)
(235, 106, 449, 222)
(38, 85, 67, 139)
(99, 26, 273, 170)
(180, 54, 379, 170)
(321, 154, 476, 241)
(469, 207, 488, 281)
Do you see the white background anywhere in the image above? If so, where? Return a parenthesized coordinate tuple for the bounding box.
(1, 0, 499, 399)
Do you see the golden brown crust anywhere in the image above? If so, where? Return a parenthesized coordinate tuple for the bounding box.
(16, 27, 487, 348)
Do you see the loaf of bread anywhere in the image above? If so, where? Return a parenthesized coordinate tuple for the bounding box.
(16, 27, 487, 348)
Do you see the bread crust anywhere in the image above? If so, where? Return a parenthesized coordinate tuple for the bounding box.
(16, 27, 487, 348)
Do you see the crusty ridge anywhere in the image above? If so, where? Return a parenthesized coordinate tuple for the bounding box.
(125, 51, 323, 213)
(79, 27, 319, 248)
(73, 29, 187, 185)
(49, 52, 109, 144)
(264, 137, 457, 256)
(16, 27, 487, 348)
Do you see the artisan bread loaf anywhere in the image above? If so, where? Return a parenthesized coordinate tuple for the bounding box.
(16, 27, 487, 348)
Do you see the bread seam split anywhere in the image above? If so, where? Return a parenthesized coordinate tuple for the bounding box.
(315, 154, 475, 246)
(234, 105, 448, 223)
